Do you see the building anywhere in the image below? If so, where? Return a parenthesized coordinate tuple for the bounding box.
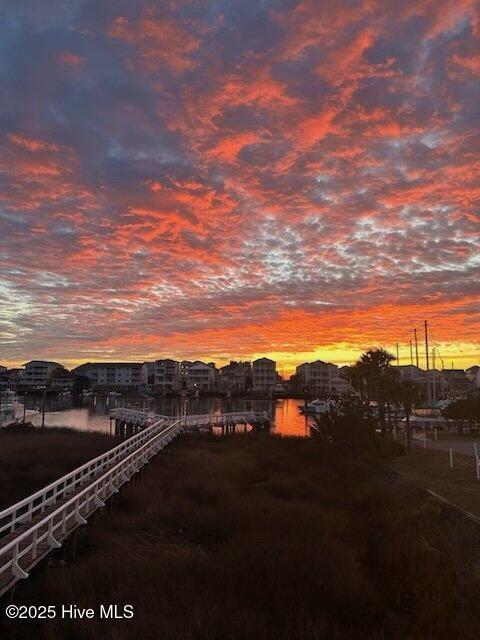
(180, 361, 217, 390)
(50, 368, 75, 391)
(441, 369, 473, 397)
(71, 362, 144, 389)
(398, 365, 471, 400)
(0, 369, 10, 390)
(296, 360, 348, 396)
(142, 362, 156, 385)
(152, 359, 181, 391)
(0, 366, 8, 390)
(252, 358, 277, 392)
(466, 366, 480, 388)
(397, 365, 427, 384)
(21, 361, 65, 387)
(218, 361, 251, 391)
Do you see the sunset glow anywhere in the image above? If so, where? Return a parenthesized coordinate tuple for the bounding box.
(1, 1, 479, 373)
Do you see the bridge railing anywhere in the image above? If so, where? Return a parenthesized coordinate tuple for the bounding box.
(109, 408, 170, 424)
(0, 419, 183, 589)
(0, 410, 269, 539)
(0, 416, 170, 537)
(179, 410, 269, 427)
(0, 408, 270, 593)
(109, 408, 270, 429)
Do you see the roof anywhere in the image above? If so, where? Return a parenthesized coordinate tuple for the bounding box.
(253, 357, 276, 364)
(72, 362, 142, 370)
(187, 360, 215, 369)
(398, 364, 422, 370)
(22, 361, 63, 367)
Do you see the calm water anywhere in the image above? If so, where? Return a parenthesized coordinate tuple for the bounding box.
(25, 396, 314, 437)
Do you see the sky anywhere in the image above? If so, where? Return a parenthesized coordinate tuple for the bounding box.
(0, 0, 479, 375)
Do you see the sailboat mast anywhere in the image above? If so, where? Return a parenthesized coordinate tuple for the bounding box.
(414, 328, 419, 368)
(424, 320, 430, 406)
(432, 347, 436, 405)
(409, 340, 414, 380)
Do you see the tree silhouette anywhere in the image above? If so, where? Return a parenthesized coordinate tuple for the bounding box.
(350, 348, 396, 436)
(398, 380, 420, 450)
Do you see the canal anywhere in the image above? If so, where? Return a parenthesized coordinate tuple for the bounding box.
(24, 396, 315, 437)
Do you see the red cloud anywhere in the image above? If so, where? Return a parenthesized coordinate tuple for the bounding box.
(107, 7, 200, 74)
(57, 52, 85, 68)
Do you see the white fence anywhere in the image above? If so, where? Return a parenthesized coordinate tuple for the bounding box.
(0, 417, 168, 537)
(109, 408, 170, 424)
(0, 419, 182, 590)
(110, 408, 270, 428)
(0, 408, 269, 595)
(180, 410, 269, 427)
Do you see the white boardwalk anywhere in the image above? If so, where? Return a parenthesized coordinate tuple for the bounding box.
(0, 408, 269, 596)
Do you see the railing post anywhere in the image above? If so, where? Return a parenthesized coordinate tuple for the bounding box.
(47, 519, 61, 549)
(32, 527, 38, 559)
(12, 543, 28, 579)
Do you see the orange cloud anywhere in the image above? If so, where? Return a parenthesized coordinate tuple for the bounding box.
(107, 7, 200, 73)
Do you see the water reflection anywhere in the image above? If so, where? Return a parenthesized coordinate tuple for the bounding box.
(26, 395, 314, 437)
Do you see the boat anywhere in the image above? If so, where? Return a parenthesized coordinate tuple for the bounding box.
(82, 390, 93, 397)
(304, 398, 336, 415)
(400, 414, 447, 430)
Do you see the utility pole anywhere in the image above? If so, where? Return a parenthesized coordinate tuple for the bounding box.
(414, 328, 419, 368)
(424, 320, 430, 407)
(396, 342, 400, 368)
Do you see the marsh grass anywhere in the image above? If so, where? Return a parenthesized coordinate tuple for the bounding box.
(4, 433, 480, 639)
(0, 428, 118, 509)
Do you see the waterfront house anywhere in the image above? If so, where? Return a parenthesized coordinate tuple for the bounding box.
(218, 361, 252, 391)
(296, 360, 348, 396)
(49, 368, 75, 391)
(71, 362, 143, 390)
(151, 359, 182, 392)
(21, 361, 66, 387)
(180, 361, 217, 390)
(252, 358, 277, 392)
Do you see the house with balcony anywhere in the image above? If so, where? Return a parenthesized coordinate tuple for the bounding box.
(252, 358, 277, 392)
(71, 362, 144, 390)
(21, 361, 66, 387)
(296, 360, 348, 396)
(218, 361, 252, 391)
(180, 361, 217, 390)
(50, 368, 75, 391)
(152, 359, 181, 391)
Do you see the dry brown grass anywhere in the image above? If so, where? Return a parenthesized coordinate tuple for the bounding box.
(2, 433, 480, 639)
(0, 428, 119, 509)
(394, 445, 480, 517)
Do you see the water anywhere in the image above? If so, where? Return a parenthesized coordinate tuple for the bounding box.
(24, 395, 314, 437)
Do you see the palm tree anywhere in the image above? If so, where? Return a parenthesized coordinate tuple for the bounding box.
(352, 349, 396, 436)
